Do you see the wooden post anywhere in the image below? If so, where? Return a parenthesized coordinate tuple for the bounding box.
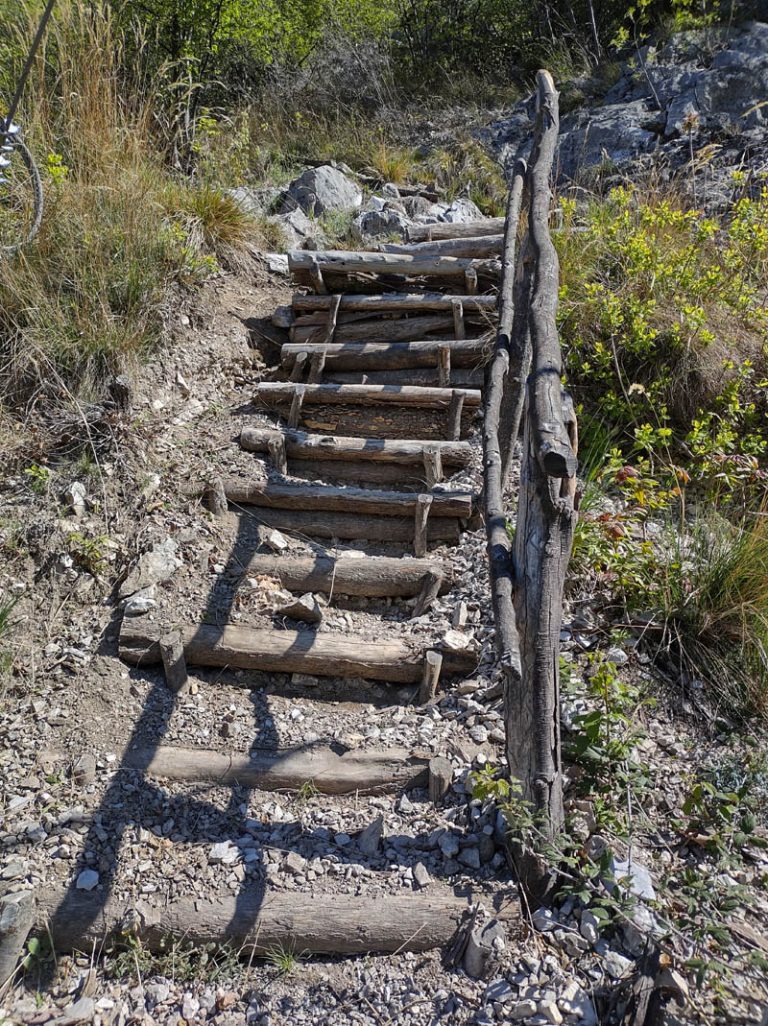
(308, 348, 327, 383)
(447, 390, 465, 440)
(324, 293, 342, 343)
(437, 345, 451, 388)
(428, 756, 453, 803)
(464, 267, 478, 295)
(422, 445, 443, 488)
(419, 650, 443, 704)
(160, 632, 188, 694)
(483, 161, 527, 840)
(511, 70, 577, 848)
(0, 891, 34, 997)
(288, 385, 305, 428)
(412, 569, 444, 617)
(207, 477, 228, 515)
(414, 493, 433, 557)
(308, 255, 327, 294)
(451, 297, 466, 340)
(267, 435, 288, 475)
(290, 351, 308, 382)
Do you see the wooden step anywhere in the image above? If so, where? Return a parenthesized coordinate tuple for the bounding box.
(119, 622, 476, 684)
(124, 745, 430, 794)
(216, 479, 474, 518)
(242, 553, 451, 599)
(239, 427, 472, 469)
(255, 382, 481, 410)
(291, 292, 497, 314)
(326, 368, 484, 389)
(290, 313, 455, 345)
(407, 218, 505, 242)
(233, 508, 462, 546)
(288, 249, 501, 285)
(281, 338, 490, 373)
(43, 889, 505, 957)
(381, 234, 504, 258)
(255, 382, 480, 442)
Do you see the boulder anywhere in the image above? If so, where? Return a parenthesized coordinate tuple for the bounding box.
(443, 197, 485, 223)
(269, 206, 325, 250)
(284, 165, 363, 217)
(353, 207, 412, 240)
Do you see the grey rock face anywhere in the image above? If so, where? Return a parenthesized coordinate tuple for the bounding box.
(353, 207, 412, 239)
(284, 165, 363, 216)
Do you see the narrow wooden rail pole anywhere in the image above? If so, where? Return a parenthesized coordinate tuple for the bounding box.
(512, 70, 578, 845)
(483, 160, 527, 777)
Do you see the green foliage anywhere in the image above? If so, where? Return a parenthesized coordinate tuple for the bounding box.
(558, 185, 768, 497)
(104, 930, 244, 982)
(264, 943, 304, 975)
(67, 531, 109, 576)
(23, 464, 51, 494)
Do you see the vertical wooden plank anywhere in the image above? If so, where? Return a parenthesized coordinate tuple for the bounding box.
(414, 493, 433, 557)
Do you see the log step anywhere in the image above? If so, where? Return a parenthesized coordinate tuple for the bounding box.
(119, 622, 477, 684)
(407, 218, 506, 242)
(242, 553, 451, 599)
(381, 234, 504, 258)
(215, 479, 474, 518)
(290, 313, 456, 346)
(42, 889, 503, 957)
(124, 745, 429, 794)
(255, 382, 482, 410)
(239, 427, 472, 469)
(291, 292, 497, 313)
(281, 339, 490, 373)
(288, 249, 500, 283)
(326, 368, 484, 389)
(234, 508, 462, 546)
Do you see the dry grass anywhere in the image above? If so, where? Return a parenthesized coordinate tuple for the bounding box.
(0, 1, 257, 412)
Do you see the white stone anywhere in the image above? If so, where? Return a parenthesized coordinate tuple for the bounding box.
(75, 869, 99, 891)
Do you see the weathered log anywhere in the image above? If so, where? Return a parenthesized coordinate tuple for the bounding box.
(407, 219, 505, 242)
(292, 293, 497, 314)
(483, 160, 528, 777)
(0, 891, 34, 994)
(231, 508, 462, 546)
(119, 622, 476, 683)
(39, 890, 492, 957)
(288, 249, 500, 282)
(160, 632, 188, 694)
(124, 745, 430, 794)
(381, 235, 504, 258)
(428, 756, 454, 803)
(290, 314, 455, 346)
(326, 368, 485, 389)
(281, 339, 489, 373)
(283, 460, 439, 488)
(255, 382, 482, 411)
(419, 650, 443, 704)
(219, 479, 474, 518)
(527, 80, 577, 481)
(512, 70, 577, 845)
(240, 427, 471, 468)
(241, 553, 451, 599)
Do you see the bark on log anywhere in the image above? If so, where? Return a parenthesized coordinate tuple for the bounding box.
(290, 314, 455, 346)
(38, 890, 492, 957)
(326, 368, 484, 389)
(240, 427, 471, 468)
(255, 382, 482, 411)
(288, 249, 500, 281)
(124, 745, 430, 794)
(292, 293, 497, 314)
(219, 479, 474, 518)
(281, 339, 490, 373)
(483, 161, 528, 778)
(527, 78, 577, 481)
(230, 508, 462, 546)
(381, 236, 504, 258)
(407, 219, 506, 242)
(0, 891, 34, 993)
(282, 460, 440, 488)
(241, 553, 451, 598)
(511, 70, 577, 845)
(119, 622, 476, 683)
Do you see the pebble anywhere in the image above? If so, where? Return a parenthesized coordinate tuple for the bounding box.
(75, 869, 99, 891)
(413, 862, 431, 888)
(602, 949, 634, 979)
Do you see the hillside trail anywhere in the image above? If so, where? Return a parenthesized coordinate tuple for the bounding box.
(1, 226, 534, 1020)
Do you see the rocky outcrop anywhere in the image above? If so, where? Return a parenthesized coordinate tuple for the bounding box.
(485, 20, 768, 205)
